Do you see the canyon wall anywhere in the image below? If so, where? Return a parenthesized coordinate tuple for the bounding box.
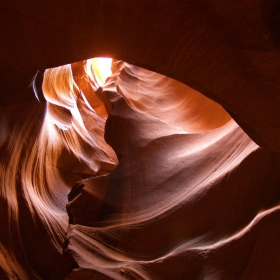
(1, 1, 280, 279)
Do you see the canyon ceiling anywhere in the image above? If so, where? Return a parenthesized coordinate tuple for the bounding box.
(1, 1, 280, 279)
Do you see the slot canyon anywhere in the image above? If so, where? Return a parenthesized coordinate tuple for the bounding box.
(1, 1, 280, 279)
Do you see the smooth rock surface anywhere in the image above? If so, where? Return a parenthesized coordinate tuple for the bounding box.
(1, 1, 280, 279)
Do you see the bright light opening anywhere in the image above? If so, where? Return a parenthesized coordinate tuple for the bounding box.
(91, 57, 112, 86)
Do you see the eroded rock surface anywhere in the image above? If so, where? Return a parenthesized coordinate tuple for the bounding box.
(64, 63, 280, 279)
(1, 1, 280, 279)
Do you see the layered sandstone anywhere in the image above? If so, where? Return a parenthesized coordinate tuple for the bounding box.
(1, 1, 280, 279)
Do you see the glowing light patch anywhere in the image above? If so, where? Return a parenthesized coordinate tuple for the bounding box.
(91, 57, 112, 86)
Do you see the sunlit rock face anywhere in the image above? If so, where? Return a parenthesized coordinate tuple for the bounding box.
(64, 62, 280, 279)
(1, 58, 280, 280)
(1, 1, 280, 279)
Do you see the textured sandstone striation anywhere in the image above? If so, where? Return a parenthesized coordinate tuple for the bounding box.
(1, 1, 280, 279)
(64, 62, 280, 279)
